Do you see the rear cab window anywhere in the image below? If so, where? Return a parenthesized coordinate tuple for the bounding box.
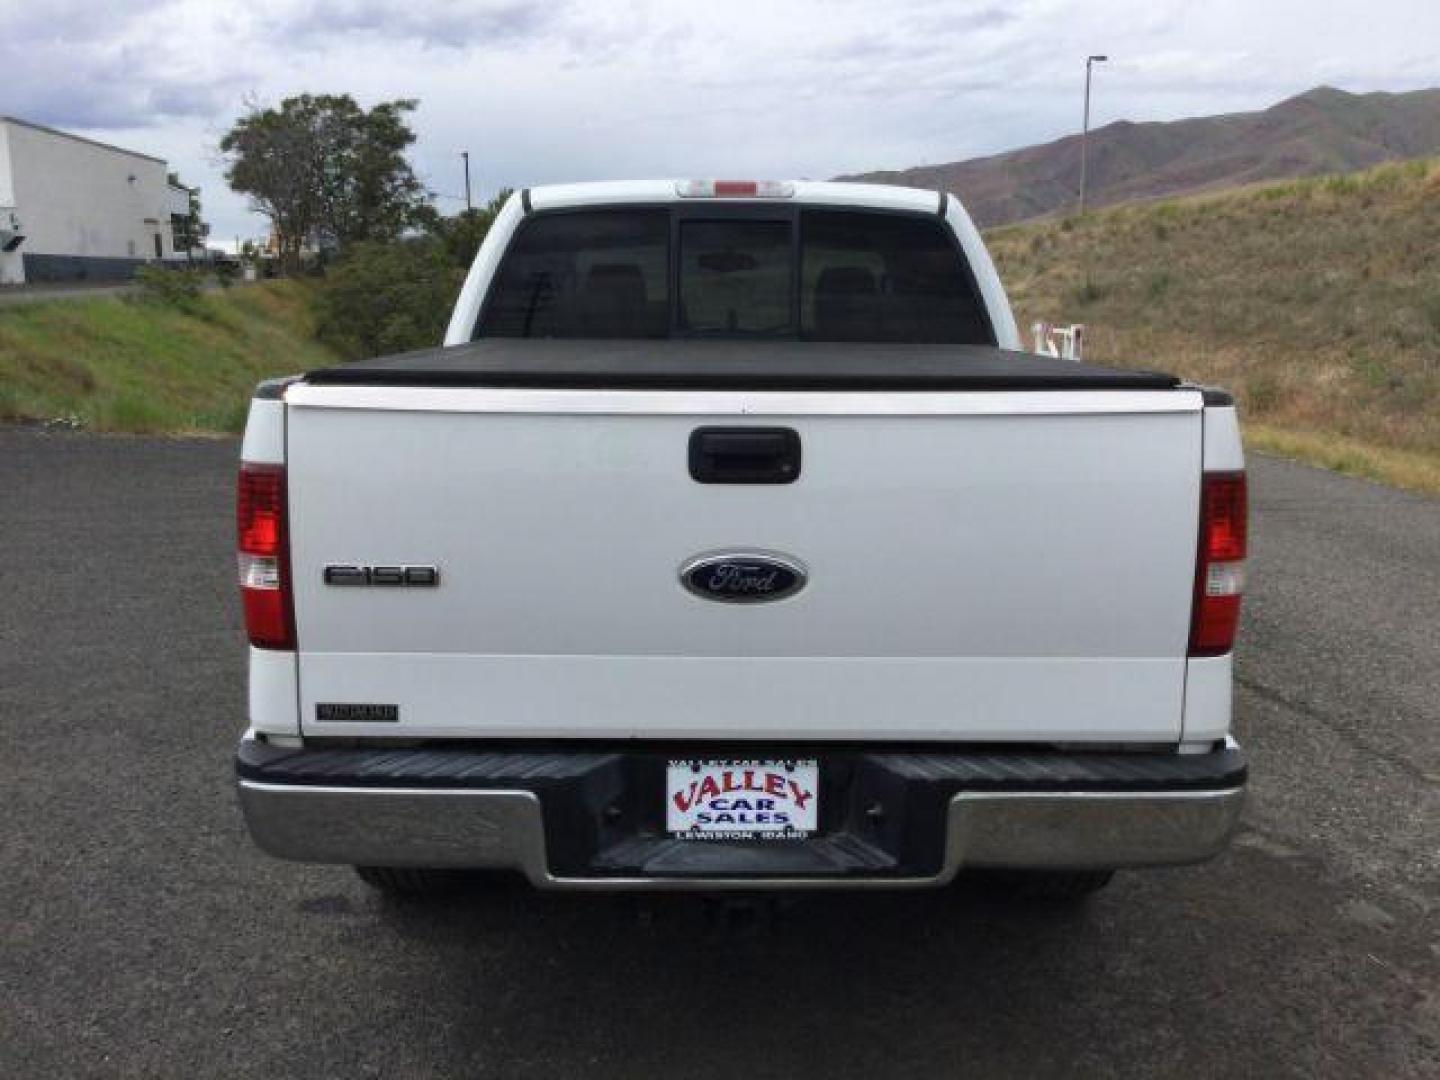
(478, 205, 993, 344)
(679, 220, 794, 336)
(479, 210, 669, 339)
(801, 211, 989, 343)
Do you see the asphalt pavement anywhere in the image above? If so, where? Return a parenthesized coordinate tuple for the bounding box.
(2, 427, 1437, 1078)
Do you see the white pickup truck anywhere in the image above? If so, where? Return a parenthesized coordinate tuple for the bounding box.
(235, 180, 1248, 899)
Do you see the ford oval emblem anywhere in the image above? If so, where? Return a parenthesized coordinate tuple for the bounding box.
(680, 551, 807, 604)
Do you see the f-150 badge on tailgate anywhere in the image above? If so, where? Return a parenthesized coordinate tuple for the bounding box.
(323, 564, 439, 587)
(680, 552, 806, 603)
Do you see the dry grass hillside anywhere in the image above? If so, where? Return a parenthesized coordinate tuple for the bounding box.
(846, 86, 1440, 227)
(987, 158, 1440, 492)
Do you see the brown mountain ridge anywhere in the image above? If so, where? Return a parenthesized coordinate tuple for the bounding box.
(838, 86, 1440, 227)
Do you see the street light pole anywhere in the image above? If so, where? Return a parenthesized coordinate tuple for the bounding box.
(1079, 54, 1108, 216)
(461, 151, 473, 213)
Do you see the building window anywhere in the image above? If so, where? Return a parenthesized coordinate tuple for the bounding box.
(171, 214, 192, 254)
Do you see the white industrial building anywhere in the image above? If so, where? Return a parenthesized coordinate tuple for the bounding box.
(0, 117, 200, 285)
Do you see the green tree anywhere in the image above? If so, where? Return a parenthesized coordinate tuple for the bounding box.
(315, 239, 462, 358)
(431, 188, 513, 268)
(220, 94, 430, 271)
(312, 191, 511, 359)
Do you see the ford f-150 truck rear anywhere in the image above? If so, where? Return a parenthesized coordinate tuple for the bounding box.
(235, 180, 1247, 897)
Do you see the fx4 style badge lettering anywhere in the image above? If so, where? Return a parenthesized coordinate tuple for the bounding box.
(323, 565, 440, 587)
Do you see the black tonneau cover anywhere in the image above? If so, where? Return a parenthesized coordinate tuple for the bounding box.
(305, 339, 1179, 391)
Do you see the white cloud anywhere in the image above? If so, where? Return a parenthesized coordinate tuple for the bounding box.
(3, 0, 1436, 242)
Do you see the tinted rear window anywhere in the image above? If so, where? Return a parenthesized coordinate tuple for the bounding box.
(679, 220, 794, 335)
(801, 210, 990, 343)
(480, 210, 668, 339)
(477, 206, 991, 344)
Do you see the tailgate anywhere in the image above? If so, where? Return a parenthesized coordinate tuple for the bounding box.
(285, 386, 1202, 742)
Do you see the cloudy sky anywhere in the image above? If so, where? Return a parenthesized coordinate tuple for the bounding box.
(2, 0, 1436, 244)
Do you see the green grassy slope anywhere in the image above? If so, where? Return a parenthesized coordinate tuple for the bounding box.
(0, 281, 338, 434)
(988, 158, 1440, 493)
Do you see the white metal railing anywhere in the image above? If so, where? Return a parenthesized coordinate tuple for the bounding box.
(1032, 322, 1086, 361)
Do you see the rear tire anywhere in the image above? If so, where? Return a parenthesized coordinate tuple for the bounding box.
(354, 865, 461, 896)
(978, 869, 1116, 902)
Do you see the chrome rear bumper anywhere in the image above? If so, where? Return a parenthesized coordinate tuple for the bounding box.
(236, 738, 1245, 891)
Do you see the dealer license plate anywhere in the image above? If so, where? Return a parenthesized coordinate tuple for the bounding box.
(666, 759, 819, 839)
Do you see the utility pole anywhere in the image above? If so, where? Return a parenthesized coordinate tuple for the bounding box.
(1079, 54, 1108, 216)
(461, 151, 473, 212)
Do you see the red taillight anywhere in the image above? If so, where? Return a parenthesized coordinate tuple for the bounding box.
(237, 462, 294, 650)
(1189, 472, 1247, 656)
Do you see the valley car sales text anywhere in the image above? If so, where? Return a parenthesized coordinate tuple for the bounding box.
(669, 760, 816, 839)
